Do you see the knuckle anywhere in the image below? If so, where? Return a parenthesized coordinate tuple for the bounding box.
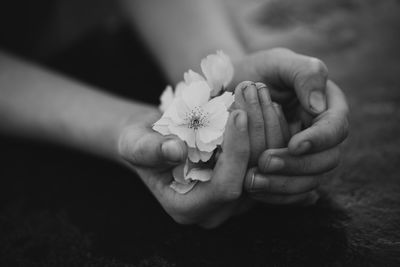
(308, 58, 328, 78)
(298, 158, 311, 173)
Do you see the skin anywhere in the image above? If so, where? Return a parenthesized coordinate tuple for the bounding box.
(0, 0, 349, 227)
(233, 81, 321, 205)
(120, 110, 253, 228)
(231, 49, 349, 204)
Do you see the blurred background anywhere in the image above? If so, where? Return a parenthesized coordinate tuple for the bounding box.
(0, 0, 399, 266)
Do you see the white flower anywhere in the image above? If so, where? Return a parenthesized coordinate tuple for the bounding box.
(159, 85, 174, 113)
(201, 50, 234, 96)
(158, 82, 186, 112)
(153, 80, 233, 163)
(184, 69, 205, 85)
(170, 160, 213, 194)
(153, 50, 235, 194)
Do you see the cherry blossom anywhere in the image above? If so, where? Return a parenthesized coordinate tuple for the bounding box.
(153, 51, 235, 193)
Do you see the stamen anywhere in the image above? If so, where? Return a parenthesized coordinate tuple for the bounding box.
(185, 106, 209, 130)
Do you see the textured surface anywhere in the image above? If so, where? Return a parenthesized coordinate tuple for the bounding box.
(1, 1, 400, 266)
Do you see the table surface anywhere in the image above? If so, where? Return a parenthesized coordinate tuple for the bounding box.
(0, 1, 399, 266)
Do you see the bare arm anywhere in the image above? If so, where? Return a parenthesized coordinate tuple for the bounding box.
(0, 51, 158, 160)
(119, 0, 245, 83)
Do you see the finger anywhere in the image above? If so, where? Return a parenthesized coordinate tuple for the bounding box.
(289, 120, 302, 136)
(257, 84, 285, 148)
(253, 48, 329, 115)
(251, 190, 319, 205)
(167, 111, 250, 224)
(119, 128, 187, 168)
(234, 81, 266, 165)
(258, 147, 340, 175)
(288, 80, 349, 155)
(272, 102, 290, 144)
(208, 110, 250, 202)
(244, 169, 319, 194)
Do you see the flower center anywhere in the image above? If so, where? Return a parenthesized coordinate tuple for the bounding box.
(185, 107, 209, 130)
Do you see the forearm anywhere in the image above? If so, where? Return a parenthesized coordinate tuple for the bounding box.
(120, 0, 245, 83)
(0, 51, 158, 160)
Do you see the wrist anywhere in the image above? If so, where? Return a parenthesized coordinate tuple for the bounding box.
(114, 104, 161, 163)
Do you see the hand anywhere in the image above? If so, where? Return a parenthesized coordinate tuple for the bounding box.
(233, 81, 319, 205)
(118, 110, 253, 228)
(231, 49, 349, 200)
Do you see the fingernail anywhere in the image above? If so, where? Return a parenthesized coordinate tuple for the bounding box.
(250, 174, 270, 192)
(162, 139, 184, 162)
(243, 83, 257, 102)
(255, 82, 268, 90)
(265, 156, 285, 172)
(234, 111, 247, 131)
(294, 141, 311, 155)
(236, 81, 253, 91)
(309, 91, 326, 113)
(258, 85, 272, 105)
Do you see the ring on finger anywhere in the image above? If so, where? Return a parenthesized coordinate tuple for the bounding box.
(250, 171, 256, 190)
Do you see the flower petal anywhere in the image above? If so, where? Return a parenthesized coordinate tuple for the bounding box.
(186, 168, 213, 182)
(188, 147, 214, 163)
(202, 97, 230, 131)
(184, 69, 205, 85)
(152, 116, 172, 136)
(175, 81, 186, 98)
(216, 91, 235, 109)
(172, 163, 187, 184)
(196, 135, 220, 152)
(159, 85, 174, 112)
(201, 50, 234, 96)
(166, 98, 189, 125)
(169, 123, 196, 147)
(197, 126, 223, 145)
(170, 180, 197, 194)
(182, 81, 211, 109)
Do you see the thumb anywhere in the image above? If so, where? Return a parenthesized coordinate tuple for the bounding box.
(119, 127, 187, 168)
(257, 48, 329, 115)
(292, 57, 329, 115)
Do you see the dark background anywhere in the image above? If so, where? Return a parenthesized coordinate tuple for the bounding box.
(1, 0, 400, 266)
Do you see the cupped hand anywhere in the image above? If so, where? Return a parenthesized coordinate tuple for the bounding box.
(118, 109, 253, 228)
(232, 48, 349, 156)
(233, 81, 319, 205)
(230, 49, 349, 204)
